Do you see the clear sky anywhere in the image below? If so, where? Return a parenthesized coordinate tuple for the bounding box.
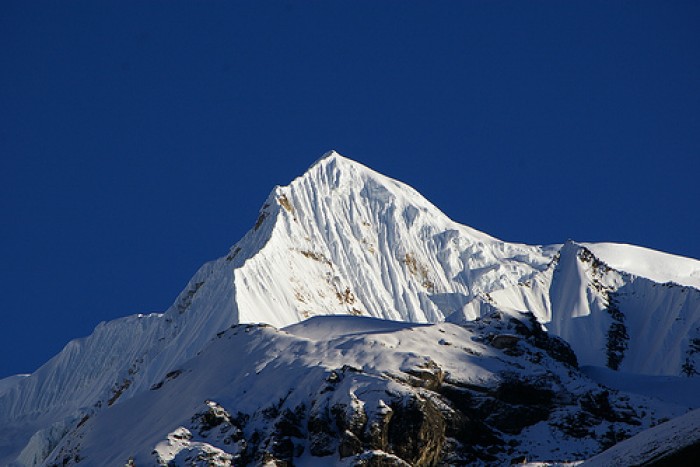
(1, 1, 699, 378)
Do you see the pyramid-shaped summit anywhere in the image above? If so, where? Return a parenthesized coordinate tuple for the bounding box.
(0, 152, 554, 422)
(227, 150, 555, 327)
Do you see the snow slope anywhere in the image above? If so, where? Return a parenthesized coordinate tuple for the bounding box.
(233, 151, 555, 326)
(0, 375, 27, 398)
(452, 241, 700, 376)
(1, 151, 699, 465)
(581, 407, 700, 466)
(582, 242, 700, 289)
(42, 316, 688, 466)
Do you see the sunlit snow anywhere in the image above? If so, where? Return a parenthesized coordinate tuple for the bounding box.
(1, 152, 698, 466)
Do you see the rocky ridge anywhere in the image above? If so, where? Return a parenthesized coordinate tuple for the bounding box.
(44, 314, 683, 466)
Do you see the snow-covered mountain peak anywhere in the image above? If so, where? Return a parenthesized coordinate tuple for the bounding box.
(286, 150, 440, 214)
(308, 149, 350, 169)
(300, 149, 366, 181)
(235, 152, 554, 329)
(2, 152, 699, 466)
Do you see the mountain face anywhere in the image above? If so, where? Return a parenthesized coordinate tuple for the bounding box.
(1, 152, 699, 466)
(453, 240, 700, 376)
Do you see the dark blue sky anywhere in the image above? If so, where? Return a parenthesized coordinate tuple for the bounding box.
(2, 1, 699, 378)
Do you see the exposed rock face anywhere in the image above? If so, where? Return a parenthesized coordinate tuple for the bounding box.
(387, 396, 445, 466)
(181, 385, 445, 466)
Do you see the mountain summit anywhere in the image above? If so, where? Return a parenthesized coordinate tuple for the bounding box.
(230, 150, 554, 327)
(1, 152, 699, 466)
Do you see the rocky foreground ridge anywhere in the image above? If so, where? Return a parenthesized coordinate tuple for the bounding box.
(43, 314, 685, 466)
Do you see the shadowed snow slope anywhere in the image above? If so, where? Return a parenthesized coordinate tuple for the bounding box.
(581, 408, 700, 466)
(1, 152, 699, 466)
